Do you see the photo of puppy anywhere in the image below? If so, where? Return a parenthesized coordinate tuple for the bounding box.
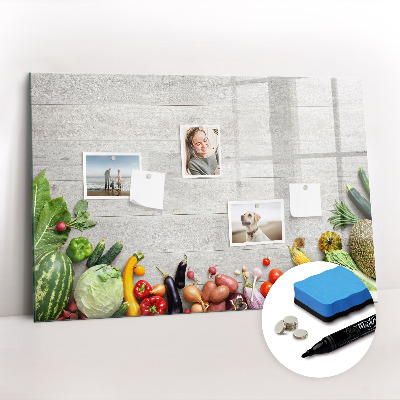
(228, 200, 284, 246)
(241, 211, 271, 242)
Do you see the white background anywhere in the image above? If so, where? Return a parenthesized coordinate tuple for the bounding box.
(0, 1, 399, 399)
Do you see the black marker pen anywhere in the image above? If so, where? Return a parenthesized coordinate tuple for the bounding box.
(302, 314, 376, 358)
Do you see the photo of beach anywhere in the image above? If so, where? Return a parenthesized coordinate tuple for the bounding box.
(83, 153, 141, 199)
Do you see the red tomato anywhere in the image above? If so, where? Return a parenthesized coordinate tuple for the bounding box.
(269, 269, 283, 284)
(260, 281, 273, 297)
(262, 258, 271, 267)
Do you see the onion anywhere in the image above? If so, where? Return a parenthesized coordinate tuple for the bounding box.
(150, 284, 166, 297)
(191, 303, 204, 313)
(183, 285, 203, 303)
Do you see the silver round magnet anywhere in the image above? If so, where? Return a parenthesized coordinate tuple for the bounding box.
(274, 320, 286, 334)
(283, 316, 298, 330)
(293, 329, 308, 339)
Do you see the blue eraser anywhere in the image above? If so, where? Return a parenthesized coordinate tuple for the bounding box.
(293, 266, 373, 322)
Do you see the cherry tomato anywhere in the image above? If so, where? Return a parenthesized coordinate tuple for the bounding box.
(260, 281, 273, 297)
(269, 269, 283, 284)
(262, 258, 271, 267)
(134, 265, 146, 276)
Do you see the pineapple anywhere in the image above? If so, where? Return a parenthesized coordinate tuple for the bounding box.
(329, 201, 375, 279)
(288, 238, 312, 265)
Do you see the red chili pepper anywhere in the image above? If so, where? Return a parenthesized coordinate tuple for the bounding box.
(134, 280, 152, 300)
(140, 296, 167, 316)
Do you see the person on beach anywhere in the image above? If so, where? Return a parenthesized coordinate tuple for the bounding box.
(185, 127, 220, 176)
(110, 178, 115, 195)
(117, 169, 122, 193)
(105, 168, 111, 190)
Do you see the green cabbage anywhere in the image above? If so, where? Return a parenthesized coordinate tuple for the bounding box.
(74, 264, 123, 318)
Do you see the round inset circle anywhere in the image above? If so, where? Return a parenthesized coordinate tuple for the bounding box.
(262, 261, 376, 378)
(293, 329, 308, 340)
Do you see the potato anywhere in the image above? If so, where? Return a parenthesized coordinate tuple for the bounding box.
(215, 274, 238, 293)
(208, 301, 226, 312)
(209, 285, 230, 303)
(201, 281, 217, 302)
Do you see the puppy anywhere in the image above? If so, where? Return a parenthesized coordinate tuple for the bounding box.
(241, 211, 270, 242)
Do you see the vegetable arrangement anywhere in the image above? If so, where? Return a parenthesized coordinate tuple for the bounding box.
(36, 228, 288, 320)
(96, 255, 285, 318)
(329, 201, 375, 278)
(32, 171, 98, 321)
(322, 167, 377, 293)
(34, 164, 377, 323)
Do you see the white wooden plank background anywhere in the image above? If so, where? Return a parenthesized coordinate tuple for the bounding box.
(30, 74, 370, 314)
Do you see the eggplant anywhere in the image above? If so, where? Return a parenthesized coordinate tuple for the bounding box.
(174, 255, 188, 289)
(157, 267, 183, 315)
(226, 293, 248, 311)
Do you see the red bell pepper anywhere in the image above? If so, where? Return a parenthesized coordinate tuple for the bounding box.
(134, 280, 152, 300)
(140, 296, 167, 316)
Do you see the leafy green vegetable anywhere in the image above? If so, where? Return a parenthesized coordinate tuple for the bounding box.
(32, 171, 97, 260)
(34, 197, 71, 256)
(82, 220, 97, 230)
(74, 264, 123, 318)
(68, 201, 97, 232)
(74, 200, 88, 215)
(32, 170, 51, 232)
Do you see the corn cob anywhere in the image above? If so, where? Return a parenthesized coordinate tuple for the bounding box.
(288, 238, 312, 265)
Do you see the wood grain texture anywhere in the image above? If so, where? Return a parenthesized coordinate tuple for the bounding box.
(31, 73, 371, 315)
(30, 74, 270, 106)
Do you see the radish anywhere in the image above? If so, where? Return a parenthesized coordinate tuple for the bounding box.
(208, 265, 217, 279)
(56, 222, 66, 231)
(63, 310, 71, 319)
(68, 299, 78, 312)
(184, 309, 191, 314)
(187, 268, 199, 284)
(69, 313, 78, 320)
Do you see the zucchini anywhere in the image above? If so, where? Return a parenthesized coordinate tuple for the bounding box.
(346, 184, 372, 220)
(358, 167, 370, 196)
(111, 301, 129, 318)
(86, 238, 106, 268)
(96, 240, 123, 265)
